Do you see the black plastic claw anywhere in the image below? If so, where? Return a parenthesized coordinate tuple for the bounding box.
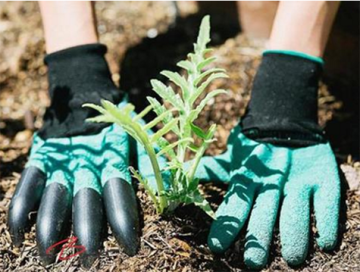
(8, 166, 46, 246)
(36, 182, 72, 265)
(103, 178, 140, 256)
(73, 188, 105, 268)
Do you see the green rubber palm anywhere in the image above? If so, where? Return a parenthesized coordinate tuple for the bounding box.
(8, 107, 169, 266)
(28, 124, 131, 195)
(194, 124, 340, 269)
(28, 117, 169, 195)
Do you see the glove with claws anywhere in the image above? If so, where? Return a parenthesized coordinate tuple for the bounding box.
(8, 43, 169, 267)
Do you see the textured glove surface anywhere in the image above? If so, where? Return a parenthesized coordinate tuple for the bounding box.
(194, 125, 340, 269)
(8, 104, 170, 267)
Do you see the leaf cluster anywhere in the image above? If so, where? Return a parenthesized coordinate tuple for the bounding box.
(84, 16, 227, 217)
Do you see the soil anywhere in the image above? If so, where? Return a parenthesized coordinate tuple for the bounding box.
(0, 2, 359, 272)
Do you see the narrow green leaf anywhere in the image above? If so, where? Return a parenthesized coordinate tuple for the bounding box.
(151, 79, 185, 111)
(86, 115, 114, 123)
(147, 97, 170, 122)
(100, 99, 124, 109)
(187, 143, 200, 153)
(82, 103, 107, 115)
(198, 72, 228, 91)
(188, 178, 200, 192)
(190, 73, 227, 105)
(150, 79, 168, 96)
(147, 96, 180, 135)
(150, 118, 179, 143)
(205, 124, 217, 140)
(177, 60, 194, 73)
(190, 123, 207, 139)
(191, 89, 227, 120)
(156, 138, 193, 157)
(195, 15, 211, 54)
(130, 167, 159, 211)
(187, 110, 199, 124)
(192, 191, 216, 219)
(147, 97, 162, 114)
(197, 56, 216, 71)
(204, 138, 217, 144)
(99, 100, 134, 124)
(188, 52, 201, 66)
(122, 104, 136, 115)
(115, 123, 143, 144)
(143, 109, 176, 131)
(163, 160, 182, 172)
(92, 104, 147, 145)
(133, 104, 153, 122)
(156, 137, 177, 160)
(197, 89, 227, 110)
(194, 68, 226, 86)
(160, 71, 189, 101)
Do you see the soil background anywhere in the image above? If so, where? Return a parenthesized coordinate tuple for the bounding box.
(0, 2, 359, 272)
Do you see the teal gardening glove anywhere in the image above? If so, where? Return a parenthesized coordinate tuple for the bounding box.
(8, 44, 168, 267)
(194, 51, 340, 269)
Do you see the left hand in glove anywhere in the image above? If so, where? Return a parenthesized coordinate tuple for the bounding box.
(195, 125, 340, 268)
(193, 51, 341, 269)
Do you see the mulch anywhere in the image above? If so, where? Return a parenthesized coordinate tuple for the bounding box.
(0, 2, 359, 271)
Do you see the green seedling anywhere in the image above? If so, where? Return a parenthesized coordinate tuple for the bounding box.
(84, 16, 227, 217)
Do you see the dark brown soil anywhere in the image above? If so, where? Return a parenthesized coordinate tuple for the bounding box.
(0, 2, 359, 272)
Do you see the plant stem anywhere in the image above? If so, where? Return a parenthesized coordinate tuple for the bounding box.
(187, 126, 216, 183)
(131, 167, 160, 212)
(144, 143, 168, 212)
(187, 142, 207, 183)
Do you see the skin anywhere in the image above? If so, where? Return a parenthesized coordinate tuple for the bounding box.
(268, 1, 340, 57)
(39, 1, 98, 53)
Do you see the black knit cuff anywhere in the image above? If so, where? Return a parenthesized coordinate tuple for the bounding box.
(38, 43, 123, 139)
(241, 52, 326, 147)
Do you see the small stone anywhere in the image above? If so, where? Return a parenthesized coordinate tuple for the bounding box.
(14, 129, 32, 143)
(341, 164, 360, 190)
(147, 28, 158, 38)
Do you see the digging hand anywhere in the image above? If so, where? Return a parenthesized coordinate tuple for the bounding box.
(7, 44, 168, 267)
(193, 51, 341, 269)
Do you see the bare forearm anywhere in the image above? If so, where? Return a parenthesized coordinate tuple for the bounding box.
(39, 1, 98, 53)
(268, 1, 340, 57)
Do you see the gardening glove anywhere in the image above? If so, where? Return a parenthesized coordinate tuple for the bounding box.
(193, 51, 341, 269)
(7, 44, 168, 267)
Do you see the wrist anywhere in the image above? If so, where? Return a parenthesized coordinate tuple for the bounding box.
(241, 51, 326, 147)
(38, 43, 123, 139)
(263, 50, 324, 66)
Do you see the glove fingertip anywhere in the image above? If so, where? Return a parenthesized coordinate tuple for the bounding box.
(281, 243, 308, 266)
(103, 178, 140, 256)
(8, 167, 46, 247)
(316, 233, 338, 251)
(244, 234, 270, 269)
(207, 222, 235, 254)
(73, 188, 105, 268)
(207, 236, 227, 254)
(244, 249, 267, 270)
(36, 183, 72, 265)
